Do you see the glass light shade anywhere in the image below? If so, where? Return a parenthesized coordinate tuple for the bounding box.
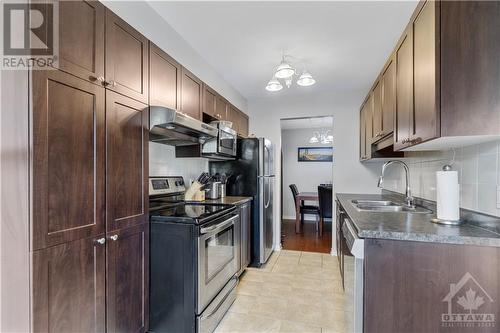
(265, 78, 283, 92)
(297, 72, 316, 86)
(275, 61, 295, 79)
(309, 136, 319, 143)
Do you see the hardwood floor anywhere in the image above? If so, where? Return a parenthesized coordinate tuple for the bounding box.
(281, 219, 332, 254)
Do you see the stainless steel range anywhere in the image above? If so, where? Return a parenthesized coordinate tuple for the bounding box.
(149, 176, 239, 333)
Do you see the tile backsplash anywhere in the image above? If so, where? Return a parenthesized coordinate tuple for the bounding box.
(149, 142, 208, 185)
(381, 140, 500, 217)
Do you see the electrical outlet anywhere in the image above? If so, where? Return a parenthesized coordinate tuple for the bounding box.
(497, 186, 500, 209)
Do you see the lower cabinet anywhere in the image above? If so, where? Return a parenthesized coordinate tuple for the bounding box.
(32, 225, 149, 333)
(240, 202, 252, 271)
(107, 223, 149, 333)
(32, 237, 106, 333)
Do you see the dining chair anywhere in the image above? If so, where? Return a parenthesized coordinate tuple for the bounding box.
(289, 184, 320, 232)
(318, 185, 333, 236)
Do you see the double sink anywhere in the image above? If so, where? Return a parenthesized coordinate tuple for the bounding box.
(351, 200, 432, 214)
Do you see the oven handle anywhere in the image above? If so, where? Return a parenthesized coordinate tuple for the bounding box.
(200, 277, 238, 320)
(200, 214, 238, 235)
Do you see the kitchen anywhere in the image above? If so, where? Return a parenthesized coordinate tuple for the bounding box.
(1, 1, 500, 333)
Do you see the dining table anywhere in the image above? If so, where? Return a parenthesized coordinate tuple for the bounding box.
(295, 191, 319, 233)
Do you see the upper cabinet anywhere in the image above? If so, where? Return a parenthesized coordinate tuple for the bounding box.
(394, 27, 414, 151)
(105, 10, 149, 104)
(203, 84, 218, 118)
(361, 0, 500, 155)
(32, 69, 105, 250)
(381, 58, 396, 138)
(180, 67, 203, 120)
(56, 0, 105, 83)
(149, 42, 181, 109)
(215, 94, 229, 121)
(360, 98, 373, 161)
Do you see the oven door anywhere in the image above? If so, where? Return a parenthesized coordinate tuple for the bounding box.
(217, 127, 237, 157)
(197, 212, 239, 314)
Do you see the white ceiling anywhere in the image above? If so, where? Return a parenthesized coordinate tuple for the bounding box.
(148, 1, 418, 100)
(281, 116, 333, 130)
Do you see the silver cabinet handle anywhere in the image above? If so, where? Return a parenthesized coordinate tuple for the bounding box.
(110, 235, 119, 241)
(89, 75, 105, 84)
(96, 237, 106, 245)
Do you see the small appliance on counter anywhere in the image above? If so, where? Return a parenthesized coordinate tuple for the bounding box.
(149, 176, 239, 333)
(205, 181, 221, 200)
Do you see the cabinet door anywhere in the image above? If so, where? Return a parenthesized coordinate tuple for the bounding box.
(359, 106, 366, 160)
(149, 42, 181, 109)
(32, 70, 105, 250)
(372, 81, 383, 140)
(394, 29, 413, 151)
(413, 0, 438, 145)
(56, 0, 105, 84)
(106, 223, 149, 333)
(227, 105, 240, 133)
(105, 10, 149, 103)
(239, 112, 249, 137)
(180, 67, 202, 119)
(203, 84, 217, 118)
(32, 236, 106, 333)
(106, 91, 148, 232)
(381, 58, 396, 136)
(240, 203, 251, 268)
(215, 94, 228, 121)
(364, 96, 373, 159)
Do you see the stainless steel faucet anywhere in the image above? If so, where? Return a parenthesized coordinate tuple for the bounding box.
(377, 160, 414, 208)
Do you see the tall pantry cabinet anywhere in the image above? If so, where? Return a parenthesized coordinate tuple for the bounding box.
(32, 1, 149, 332)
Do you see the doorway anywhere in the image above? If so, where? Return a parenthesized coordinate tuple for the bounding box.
(279, 116, 333, 253)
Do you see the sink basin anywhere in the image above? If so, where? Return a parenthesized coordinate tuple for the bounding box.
(350, 199, 432, 214)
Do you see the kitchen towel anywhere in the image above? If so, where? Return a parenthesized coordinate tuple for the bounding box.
(436, 170, 460, 221)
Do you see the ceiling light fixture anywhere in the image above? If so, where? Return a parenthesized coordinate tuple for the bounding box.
(265, 53, 316, 92)
(309, 129, 333, 145)
(265, 76, 283, 92)
(297, 71, 316, 87)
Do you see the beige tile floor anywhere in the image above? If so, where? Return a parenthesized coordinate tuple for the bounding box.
(214, 250, 349, 333)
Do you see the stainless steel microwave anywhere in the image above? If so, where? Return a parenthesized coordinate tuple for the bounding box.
(202, 123, 237, 158)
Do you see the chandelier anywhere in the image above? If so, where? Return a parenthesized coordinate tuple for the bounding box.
(309, 129, 333, 144)
(265, 54, 316, 92)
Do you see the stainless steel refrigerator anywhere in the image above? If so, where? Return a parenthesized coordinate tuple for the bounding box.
(209, 137, 274, 266)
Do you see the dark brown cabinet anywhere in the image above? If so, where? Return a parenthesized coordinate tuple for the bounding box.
(215, 94, 228, 121)
(180, 67, 203, 120)
(394, 28, 413, 151)
(381, 58, 396, 137)
(409, 0, 439, 147)
(105, 10, 149, 103)
(203, 84, 218, 118)
(371, 81, 382, 142)
(106, 223, 149, 333)
(238, 111, 249, 137)
(149, 43, 181, 109)
(56, 0, 105, 84)
(106, 91, 148, 232)
(360, 96, 373, 160)
(32, 236, 106, 333)
(32, 69, 105, 250)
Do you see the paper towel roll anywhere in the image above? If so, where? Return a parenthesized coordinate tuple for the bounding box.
(436, 170, 460, 221)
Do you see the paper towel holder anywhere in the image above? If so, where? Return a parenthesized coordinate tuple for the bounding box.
(430, 218, 463, 226)
(431, 164, 463, 226)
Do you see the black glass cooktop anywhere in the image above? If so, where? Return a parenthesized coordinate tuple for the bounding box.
(150, 203, 234, 224)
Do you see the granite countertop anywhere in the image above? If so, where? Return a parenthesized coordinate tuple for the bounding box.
(336, 193, 500, 247)
(203, 196, 253, 206)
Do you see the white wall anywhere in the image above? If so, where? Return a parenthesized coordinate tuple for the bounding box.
(149, 143, 208, 184)
(101, 0, 247, 111)
(381, 141, 500, 217)
(247, 90, 385, 252)
(281, 128, 333, 219)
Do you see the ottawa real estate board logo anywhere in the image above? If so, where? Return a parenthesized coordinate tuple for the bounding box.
(2, 1, 58, 69)
(441, 272, 495, 329)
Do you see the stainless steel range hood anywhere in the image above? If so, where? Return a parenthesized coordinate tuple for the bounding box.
(149, 106, 218, 146)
